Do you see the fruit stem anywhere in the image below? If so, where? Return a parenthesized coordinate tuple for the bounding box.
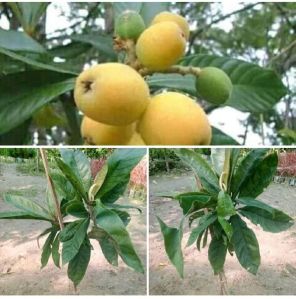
(139, 65, 201, 77)
(125, 39, 140, 69)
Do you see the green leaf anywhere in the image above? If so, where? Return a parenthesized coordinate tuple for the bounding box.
(211, 148, 225, 175)
(231, 215, 260, 274)
(55, 158, 87, 201)
(180, 55, 287, 113)
(51, 171, 79, 205)
(140, 3, 169, 25)
(88, 226, 118, 266)
(0, 120, 31, 145)
(68, 237, 91, 288)
(238, 205, 294, 233)
(95, 201, 144, 273)
(228, 148, 241, 191)
(0, 70, 75, 134)
(49, 42, 92, 59)
(89, 163, 108, 199)
(105, 203, 142, 214)
(0, 211, 51, 221)
(96, 149, 146, 204)
(3, 194, 52, 220)
(208, 236, 227, 275)
(175, 149, 220, 195)
(157, 217, 184, 278)
(52, 233, 61, 268)
(148, 74, 195, 95)
(0, 47, 77, 74)
(60, 221, 81, 242)
(41, 229, 56, 269)
(202, 228, 209, 248)
(216, 191, 236, 218)
(60, 149, 92, 191)
(189, 210, 205, 228)
(239, 152, 278, 198)
(66, 201, 89, 218)
(218, 217, 233, 240)
(187, 213, 217, 247)
(211, 127, 240, 145)
(8, 3, 49, 33)
(71, 34, 117, 60)
(174, 192, 213, 214)
(111, 209, 131, 226)
(196, 229, 205, 251)
(230, 149, 269, 198)
(0, 28, 45, 53)
(62, 218, 90, 265)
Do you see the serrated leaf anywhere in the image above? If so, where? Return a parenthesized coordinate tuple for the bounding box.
(0, 28, 45, 53)
(71, 34, 117, 60)
(0, 47, 77, 74)
(231, 215, 260, 275)
(66, 201, 89, 218)
(96, 149, 146, 204)
(62, 218, 90, 265)
(67, 237, 91, 288)
(41, 229, 56, 269)
(239, 206, 294, 233)
(88, 226, 118, 266)
(208, 236, 227, 275)
(105, 203, 142, 214)
(211, 148, 226, 175)
(95, 201, 144, 273)
(0, 211, 51, 221)
(239, 152, 278, 198)
(157, 217, 184, 278)
(8, 3, 49, 34)
(211, 127, 240, 145)
(89, 163, 108, 199)
(174, 192, 213, 214)
(3, 194, 52, 220)
(60, 149, 92, 191)
(52, 233, 60, 268)
(216, 191, 236, 218)
(55, 158, 87, 201)
(174, 149, 220, 195)
(180, 54, 287, 113)
(218, 217, 233, 240)
(0, 70, 75, 134)
(230, 149, 269, 198)
(187, 213, 217, 247)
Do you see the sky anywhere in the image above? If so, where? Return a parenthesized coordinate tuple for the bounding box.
(0, 2, 287, 145)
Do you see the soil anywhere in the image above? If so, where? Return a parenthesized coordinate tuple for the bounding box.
(149, 171, 296, 295)
(0, 163, 146, 295)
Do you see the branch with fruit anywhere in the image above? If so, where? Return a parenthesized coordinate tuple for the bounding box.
(74, 11, 233, 146)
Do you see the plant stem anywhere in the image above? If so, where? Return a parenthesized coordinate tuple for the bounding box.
(218, 270, 229, 295)
(40, 148, 64, 230)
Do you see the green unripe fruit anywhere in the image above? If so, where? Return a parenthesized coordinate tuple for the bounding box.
(195, 67, 233, 105)
(115, 10, 146, 40)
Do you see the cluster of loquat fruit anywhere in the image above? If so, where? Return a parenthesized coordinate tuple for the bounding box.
(74, 10, 233, 145)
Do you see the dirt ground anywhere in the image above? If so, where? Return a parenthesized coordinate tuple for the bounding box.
(0, 163, 146, 295)
(149, 171, 296, 295)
